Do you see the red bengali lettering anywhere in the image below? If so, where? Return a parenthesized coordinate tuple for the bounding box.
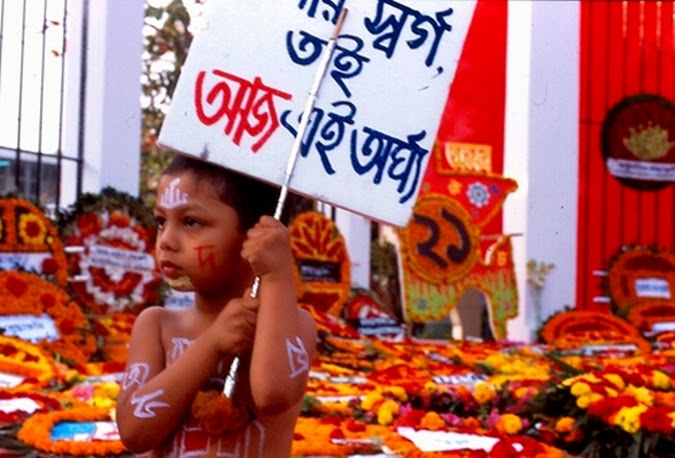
(194, 69, 292, 152)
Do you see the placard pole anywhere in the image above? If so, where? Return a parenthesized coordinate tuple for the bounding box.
(224, 8, 348, 399)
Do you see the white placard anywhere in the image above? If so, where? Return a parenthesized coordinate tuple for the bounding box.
(0, 397, 41, 414)
(0, 252, 51, 272)
(396, 427, 499, 452)
(635, 278, 671, 299)
(0, 314, 59, 343)
(159, 0, 476, 226)
(88, 245, 155, 273)
(0, 372, 26, 389)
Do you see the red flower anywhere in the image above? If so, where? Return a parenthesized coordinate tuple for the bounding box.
(329, 427, 345, 440)
(6, 275, 28, 297)
(490, 436, 545, 457)
(640, 406, 673, 435)
(40, 293, 56, 309)
(41, 257, 59, 275)
(59, 319, 76, 335)
(345, 418, 366, 432)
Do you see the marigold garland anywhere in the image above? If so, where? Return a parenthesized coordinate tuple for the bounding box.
(190, 389, 250, 434)
(0, 270, 96, 367)
(17, 406, 128, 456)
(0, 196, 68, 286)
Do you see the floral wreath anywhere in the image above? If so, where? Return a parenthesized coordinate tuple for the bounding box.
(0, 270, 96, 367)
(605, 245, 675, 312)
(57, 187, 164, 315)
(398, 193, 480, 285)
(0, 335, 60, 390)
(290, 211, 351, 317)
(539, 309, 651, 354)
(0, 195, 68, 286)
(17, 406, 128, 456)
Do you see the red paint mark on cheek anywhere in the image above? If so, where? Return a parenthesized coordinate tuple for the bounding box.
(194, 245, 217, 271)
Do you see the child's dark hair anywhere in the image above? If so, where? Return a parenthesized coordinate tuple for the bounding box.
(162, 154, 280, 232)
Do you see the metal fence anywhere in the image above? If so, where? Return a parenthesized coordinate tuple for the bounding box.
(0, 0, 87, 213)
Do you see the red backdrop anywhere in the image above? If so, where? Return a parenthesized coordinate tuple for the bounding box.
(576, 0, 675, 311)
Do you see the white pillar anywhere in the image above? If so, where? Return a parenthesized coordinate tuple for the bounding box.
(82, 0, 143, 196)
(503, 1, 580, 341)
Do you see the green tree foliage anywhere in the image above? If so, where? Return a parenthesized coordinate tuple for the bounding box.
(141, 0, 194, 207)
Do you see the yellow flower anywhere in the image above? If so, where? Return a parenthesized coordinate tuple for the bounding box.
(383, 386, 408, 402)
(555, 416, 576, 433)
(18, 213, 47, 245)
(361, 391, 383, 411)
(376, 400, 399, 426)
(496, 413, 523, 435)
(577, 392, 603, 409)
(652, 370, 671, 390)
(570, 381, 591, 397)
(420, 411, 445, 430)
(603, 373, 626, 390)
(625, 385, 653, 406)
(613, 405, 647, 434)
(473, 381, 497, 404)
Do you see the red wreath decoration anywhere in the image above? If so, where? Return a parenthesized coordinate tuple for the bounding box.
(0, 196, 68, 286)
(58, 188, 163, 315)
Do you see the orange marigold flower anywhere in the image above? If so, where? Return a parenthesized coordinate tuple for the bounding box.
(555, 416, 576, 433)
(495, 413, 523, 435)
(419, 411, 445, 431)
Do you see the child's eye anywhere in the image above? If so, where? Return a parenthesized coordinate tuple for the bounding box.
(154, 215, 166, 229)
(183, 217, 201, 228)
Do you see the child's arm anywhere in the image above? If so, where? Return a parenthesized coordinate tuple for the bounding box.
(116, 297, 258, 452)
(242, 216, 318, 414)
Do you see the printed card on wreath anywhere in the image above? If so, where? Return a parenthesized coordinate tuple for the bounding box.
(159, 0, 477, 226)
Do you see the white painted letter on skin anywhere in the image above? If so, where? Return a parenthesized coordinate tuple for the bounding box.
(286, 336, 309, 378)
(122, 362, 150, 390)
(131, 389, 170, 419)
(160, 177, 189, 209)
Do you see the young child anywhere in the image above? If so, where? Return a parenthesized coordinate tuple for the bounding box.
(116, 154, 317, 457)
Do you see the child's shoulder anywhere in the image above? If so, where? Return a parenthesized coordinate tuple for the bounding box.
(132, 305, 188, 330)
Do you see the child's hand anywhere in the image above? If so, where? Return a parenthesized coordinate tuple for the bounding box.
(241, 216, 293, 278)
(206, 288, 259, 355)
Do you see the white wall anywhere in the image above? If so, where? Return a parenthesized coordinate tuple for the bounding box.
(504, 1, 580, 341)
(82, 0, 143, 196)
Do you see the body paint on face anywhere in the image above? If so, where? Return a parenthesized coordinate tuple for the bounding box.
(286, 336, 309, 379)
(131, 389, 170, 419)
(160, 177, 189, 209)
(194, 244, 216, 270)
(122, 362, 151, 391)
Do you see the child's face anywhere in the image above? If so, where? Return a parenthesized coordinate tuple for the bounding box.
(154, 171, 250, 296)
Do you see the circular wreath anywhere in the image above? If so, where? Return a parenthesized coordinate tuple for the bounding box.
(606, 245, 675, 311)
(0, 195, 68, 286)
(601, 93, 675, 190)
(398, 194, 480, 285)
(290, 211, 351, 317)
(57, 187, 164, 315)
(0, 335, 60, 390)
(0, 270, 96, 367)
(17, 406, 128, 456)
